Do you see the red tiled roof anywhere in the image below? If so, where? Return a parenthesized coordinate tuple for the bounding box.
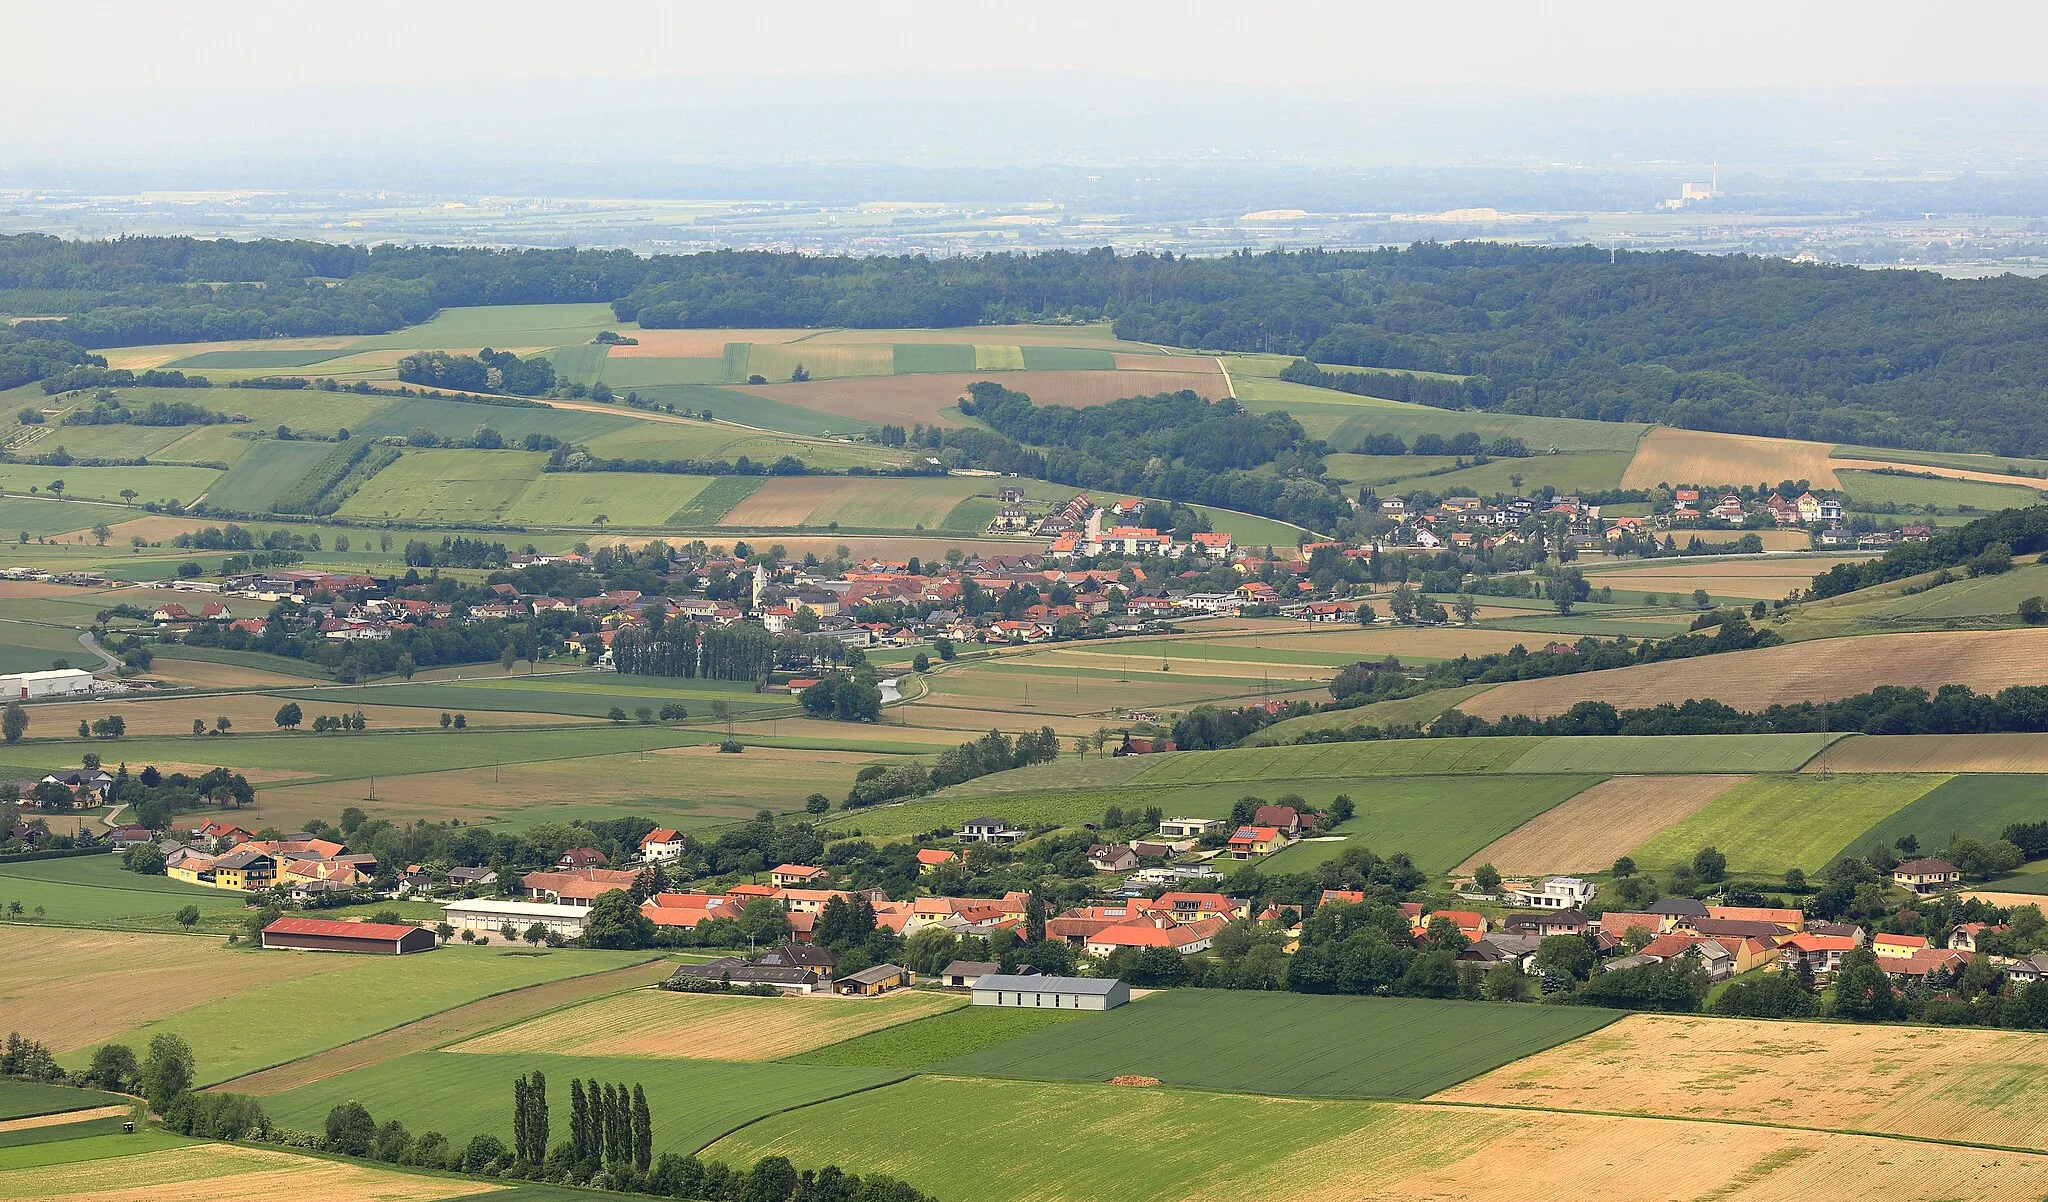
(264, 915, 423, 942)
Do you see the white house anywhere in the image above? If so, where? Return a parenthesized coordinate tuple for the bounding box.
(959, 817, 1024, 845)
(1511, 877, 1596, 910)
(972, 974, 1129, 1011)
(1158, 817, 1225, 840)
(441, 899, 589, 939)
(639, 827, 685, 863)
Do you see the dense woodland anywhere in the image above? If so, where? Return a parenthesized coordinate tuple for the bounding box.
(8, 237, 2048, 452)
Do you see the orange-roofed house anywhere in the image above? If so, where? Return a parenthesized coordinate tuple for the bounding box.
(916, 848, 958, 872)
(1083, 917, 1226, 957)
(1883, 948, 1971, 982)
(1227, 825, 1287, 859)
(640, 892, 729, 928)
(770, 864, 829, 888)
(725, 883, 779, 903)
(1704, 905, 1804, 932)
(1780, 933, 1859, 976)
(1321, 889, 1367, 907)
(1137, 893, 1247, 924)
(639, 828, 685, 863)
(1599, 912, 1667, 942)
(1416, 910, 1489, 943)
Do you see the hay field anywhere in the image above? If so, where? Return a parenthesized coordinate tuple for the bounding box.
(715, 476, 990, 528)
(1628, 772, 1947, 874)
(1454, 774, 1748, 876)
(38, 693, 583, 737)
(451, 989, 961, 1061)
(749, 367, 1224, 427)
(607, 329, 813, 357)
(1462, 629, 2048, 721)
(1805, 732, 2048, 773)
(0, 1142, 498, 1202)
(335, 450, 546, 524)
(2, 927, 348, 1053)
(1439, 1013, 2048, 1151)
(1622, 427, 1841, 489)
(1580, 555, 1870, 600)
(1835, 454, 2048, 490)
(746, 343, 896, 381)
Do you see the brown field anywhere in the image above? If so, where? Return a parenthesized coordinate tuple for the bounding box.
(3, 927, 348, 1054)
(1750, 528, 1818, 551)
(806, 325, 1136, 347)
(1805, 732, 2048, 773)
(1622, 426, 1841, 489)
(0, 1105, 130, 1132)
(97, 515, 238, 543)
(1959, 892, 2048, 915)
(896, 703, 1115, 738)
(589, 533, 1035, 561)
(608, 328, 813, 357)
(1252, 625, 1564, 658)
(1462, 628, 2048, 721)
(42, 694, 588, 737)
(1028, 645, 1334, 683)
(1582, 555, 1872, 600)
(749, 368, 1224, 427)
(1833, 455, 2048, 490)
(450, 988, 962, 1061)
(139, 659, 322, 690)
(226, 959, 673, 1094)
(1454, 775, 1748, 876)
(1437, 1013, 2048, 1152)
(714, 476, 984, 528)
(1112, 352, 1216, 371)
(1, 1143, 498, 1202)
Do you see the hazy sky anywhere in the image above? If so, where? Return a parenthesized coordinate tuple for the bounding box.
(10, 0, 2048, 94)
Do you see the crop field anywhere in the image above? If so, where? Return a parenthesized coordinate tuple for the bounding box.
(1805, 732, 2048, 774)
(1440, 1013, 2048, 1151)
(1839, 468, 2046, 513)
(1862, 562, 2048, 622)
(0, 1080, 125, 1122)
(748, 367, 1225, 428)
(1233, 377, 1648, 453)
(577, 421, 906, 472)
(1628, 772, 1948, 874)
(335, 449, 545, 523)
(287, 670, 794, 718)
(2, 420, 197, 463)
(594, 354, 728, 387)
(707, 1077, 2048, 1202)
(36, 692, 579, 738)
(353, 396, 632, 444)
(788, 1005, 1082, 1068)
(1498, 733, 1846, 774)
(1621, 426, 1842, 489)
(1249, 684, 1500, 744)
(0, 464, 220, 506)
(0, 1140, 500, 1201)
(1462, 629, 2048, 722)
(941, 991, 1618, 1097)
(0, 620, 84, 673)
(451, 989, 961, 1061)
(0, 857, 286, 935)
(345, 302, 620, 352)
(1393, 451, 1636, 496)
(1246, 774, 1601, 874)
(118, 386, 400, 435)
(80, 945, 655, 1085)
(1578, 555, 1869, 601)
(715, 476, 1019, 529)
(745, 342, 896, 381)
(824, 773, 1384, 840)
(198, 439, 336, 512)
(1125, 739, 1533, 786)
(1, 926, 354, 1053)
(497, 472, 718, 526)
(1852, 774, 2048, 852)
(259, 1049, 902, 1157)
(1454, 774, 1750, 876)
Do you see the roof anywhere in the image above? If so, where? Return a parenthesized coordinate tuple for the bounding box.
(264, 916, 424, 942)
(671, 960, 816, 985)
(940, 960, 999, 977)
(973, 974, 1121, 995)
(840, 963, 910, 985)
(1781, 933, 1858, 952)
(1648, 898, 1708, 917)
(1896, 857, 1960, 875)
(916, 849, 958, 865)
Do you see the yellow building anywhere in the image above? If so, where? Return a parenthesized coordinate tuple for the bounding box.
(208, 850, 276, 892)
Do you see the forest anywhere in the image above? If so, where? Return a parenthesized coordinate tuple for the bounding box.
(9, 236, 2048, 451)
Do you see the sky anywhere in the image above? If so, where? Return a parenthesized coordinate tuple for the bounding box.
(9, 0, 2048, 94)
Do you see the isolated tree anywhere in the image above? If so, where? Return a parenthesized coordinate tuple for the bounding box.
(2022, 596, 2046, 625)
(1693, 846, 1728, 884)
(119, 488, 137, 507)
(175, 904, 200, 928)
(502, 645, 517, 673)
(192, 718, 205, 736)
(274, 702, 303, 729)
(91, 523, 111, 546)
(2, 701, 27, 744)
(215, 715, 231, 733)
(453, 713, 466, 729)
(139, 1032, 195, 1112)
(1473, 863, 1502, 894)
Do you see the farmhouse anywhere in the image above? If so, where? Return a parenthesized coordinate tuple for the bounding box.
(1893, 857, 1962, 894)
(837, 964, 912, 996)
(261, 915, 436, 955)
(972, 974, 1129, 1011)
(770, 864, 829, 887)
(523, 867, 642, 906)
(937, 960, 1004, 989)
(639, 828, 685, 863)
(670, 957, 822, 994)
(1873, 933, 1930, 960)
(442, 898, 589, 939)
(1779, 932, 1860, 976)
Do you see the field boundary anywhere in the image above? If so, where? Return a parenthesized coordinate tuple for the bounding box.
(680, 1070, 915, 1154)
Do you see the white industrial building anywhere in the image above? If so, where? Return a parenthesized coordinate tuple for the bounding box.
(971, 974, 1129, 1011)
(440, 898, 589, 939)
(0, 669, 96, 701)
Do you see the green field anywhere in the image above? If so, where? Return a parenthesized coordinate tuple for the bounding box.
(1853, 774, 2048, 853)
(709, 1076, 1406, 1202)
(632, 385, 875, 437)
(0, 465, 220, 507)
(786, 1005, 1083, 1068)
(498, 473, 717, 527)
(668, 476, 763, 524)
(285, 672, 795, 721)
(1340, 451, 1634, 497)
(78, 947, 656, 1085)
(1629, 773, 1950, 875)
(1247, 685, 1499, 744)
(1234, 376, 1648, 453)
(595, 356, 729, 388)
(1499, 733, 1847, 774)
(580, 422, 904, 472)
(0, 1126, 193, 1164)
(0, 496, 103, 538)
(1838, 469, 2045, 514)
(1257, 774, 1605, 874)
(0, 621, 87, 674)
(1186, 503, 1313, 545)
(258, 1050, 902, 1155)
(200, 439, 337, 512)
(0, 855, 254, 933)
(1866, 562, 2048, 622)
(347, 303, 621, 352)
(1019, 346, 1116, 371)
(0, 1079, 126, 1121)
(352, 397, 632, 444)
(891, 344, 976, 374)
(335, 449, 545, 523)
(936, 989, 1619, 1098)
(164, 349, 351, 370)
(1124, 738, 1545, 785)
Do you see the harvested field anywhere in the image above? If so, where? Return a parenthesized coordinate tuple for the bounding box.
(1580, 555, 1871, 601)
(1462, 629, 2048, 721)
(0, 1106, 129, 1133)
(1623, 426, 1841, 489)
(0, 927, 346, 1054)
(608, 329, 812, 357)
(746, 342, 896, 381)
(1454, 774, 1748, 876)
(716, 476, 991, 529)
(0, 1142, 497, 1202)
(450, 989, 962, 1061)
(1960, 891, 2048, 914)
(224, 959, 676, 1094)
(1806, 733, 2048, 773)
(1438, 1012, 2048, 1151)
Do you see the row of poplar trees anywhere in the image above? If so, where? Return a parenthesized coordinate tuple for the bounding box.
(511, 1071, 652, 1174)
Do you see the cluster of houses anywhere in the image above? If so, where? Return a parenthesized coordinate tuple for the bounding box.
(152, 819, 383, 901)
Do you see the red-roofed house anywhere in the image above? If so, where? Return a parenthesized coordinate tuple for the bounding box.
(916, 849, 958, 872)
(1083, 916, 1226, 957)
(639, 828, 685, 863)
(1227, 826, 1287, 859)
(1780, 933, 1860, 976)
(770, 864, 829, 888)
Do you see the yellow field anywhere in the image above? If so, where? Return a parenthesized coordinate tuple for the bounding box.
(1623, 427, 1841, 489)
(1805, 732, 2048, 773)
(1455, 775, 1747, 876)
(606, 328, 813, 357)
(1581, 555, 1872, 601)
(1253, 625, 1565, 658)
(1461, 628, 2048, 721)
(1959, 892, 2048, 916)
(0, 1106, 130, 1133)
(0, 1142, 498, 1202)
(449, 988, 961, 1061)
(1438, 1013, 2048, 1152)
(3, 927, 348, 1054)
(746, 343, 897, 381)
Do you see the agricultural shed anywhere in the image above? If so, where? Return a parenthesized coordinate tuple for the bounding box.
(261, 915, 436, 955)
(973, 974, 1129, 1011)
(442, 898, 589, 939)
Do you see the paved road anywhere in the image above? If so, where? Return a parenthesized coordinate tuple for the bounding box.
(78, 630, 121, 671)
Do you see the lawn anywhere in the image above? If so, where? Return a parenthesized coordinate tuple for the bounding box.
(1852, 774, 2048, 853)
(258, 1050, 904, 1156)
(935, 989, 1620, 1098)
(1255, 774, 1607, 874)
(449, 989, 962, 1061)
(335, 449, 547, 524)
(200, 439, 337, 512)
(1499, 733, 1848, 774)
(0, 1079, 125, 1121)
(786, 1004, 1083, 1068)
(1628, 773, 1951, 875)
(79, 946, 657, 1085)
(0, 464, 220, 507)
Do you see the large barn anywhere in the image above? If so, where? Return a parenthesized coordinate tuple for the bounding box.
(260, 915, 437, 954)
(971, 974, 1129, 1010)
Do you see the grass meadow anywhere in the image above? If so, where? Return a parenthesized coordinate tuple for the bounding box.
(935, 989, 1620, 1098)
(0, 464, 220, 506)
(787, 1005, 1083, 1068)
(1852, 773, 2048, 852)
(0, 855, 261, 933)
(200, 439, 337, 512)
(1628, 773, 1950, 875)
(1255, 774, 1606, 874)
